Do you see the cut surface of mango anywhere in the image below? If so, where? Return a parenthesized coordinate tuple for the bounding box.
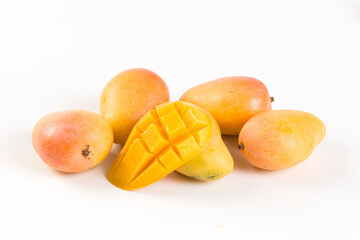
(107, 101, 212, 190)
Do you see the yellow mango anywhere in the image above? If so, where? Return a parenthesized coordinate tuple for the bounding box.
(238, 110, 326, 170)
(107, 101, 212, 190)
(176, 103, 234, 181)
(100, 68, 169, 144)
(180, 76, 272, 135)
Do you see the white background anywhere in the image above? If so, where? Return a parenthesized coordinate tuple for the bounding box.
(1, 0, 359, 239)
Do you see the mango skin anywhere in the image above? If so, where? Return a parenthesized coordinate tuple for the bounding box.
(180, 76, 272, 135)
(238, 110, 326, 170)
(32, 110, 114, 173)
(176, 103, 234, 181)
(100, 68, 170, 144)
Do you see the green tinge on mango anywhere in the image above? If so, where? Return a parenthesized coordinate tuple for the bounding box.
(176, 102, 234, 181)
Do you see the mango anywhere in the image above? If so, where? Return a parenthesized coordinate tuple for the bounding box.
(107, 101, 212, 190)
(100, 68, 170, 144)
(180, 76, 272, 135)
(32, 110, 114, 173)
(238, 110, 326, 170)
(176, 103, 234, 181)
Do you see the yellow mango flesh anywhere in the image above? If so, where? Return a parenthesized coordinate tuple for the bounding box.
(107, 101, 212, 190)
(176, 102, 234, 181)
(238, 110, 326, 170)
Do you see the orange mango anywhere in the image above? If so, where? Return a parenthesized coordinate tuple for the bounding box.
(100, 68, 169, 144)
(180, 76, 272, 135)
(107, 101, 212, 190)
(32, 110, 114, 173)
(238, 110, 326, 170)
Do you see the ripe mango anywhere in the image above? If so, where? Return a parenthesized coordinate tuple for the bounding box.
(176, 103, 234, 181)
(180, 76, 272, 135)
(100, 68, 169, 144)
(32, 110, 114, 172)
(238, 110, 326, 170)
(107, 101, 213, 190)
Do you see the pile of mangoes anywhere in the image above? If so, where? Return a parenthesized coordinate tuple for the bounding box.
(32, 68, 326, 190)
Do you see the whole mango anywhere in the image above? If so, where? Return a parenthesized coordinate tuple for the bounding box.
(32, 110, 114, 172)
(238, 110, 326, 170)
(180, 76, 272, 135)
(100, 68, 169, 144)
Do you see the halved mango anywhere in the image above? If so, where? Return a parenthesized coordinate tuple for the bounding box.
(107, 101, 212, 190)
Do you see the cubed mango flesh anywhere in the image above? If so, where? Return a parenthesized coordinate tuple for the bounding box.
(107, 101, 212, 190)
